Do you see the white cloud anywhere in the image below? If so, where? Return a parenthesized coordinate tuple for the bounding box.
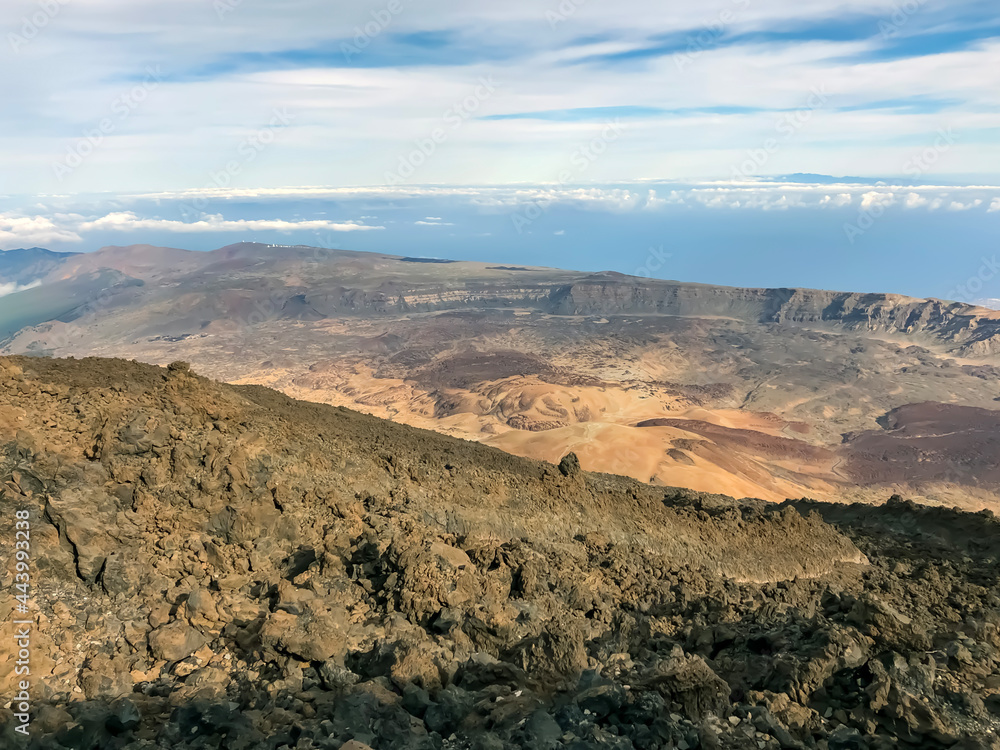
(76, 212, 383, 233)
(4, 0, 1000, 193)
(0, 280, 43, 298)
(860, 191, 897, 210)
(643, 189, 688, 210)
(123, 181, 1000, 213)
(946, 199, 983, 211)
(0, 213, 82, 246)
(3, 181, 998, 252)
(817, 193, 855, 207)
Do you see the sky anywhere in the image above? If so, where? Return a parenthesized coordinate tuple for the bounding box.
(1, 0, 999, 302)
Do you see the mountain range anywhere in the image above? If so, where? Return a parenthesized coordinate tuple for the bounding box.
(2, 243, 999, 508)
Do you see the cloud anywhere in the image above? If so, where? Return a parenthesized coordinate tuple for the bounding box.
(3, 0, 1000, 193)
(945, 199, 983, 211)
(0, 280, 43, 298)
(119, 181, 1000, 216)
(643, 189, 688, 210)
(860, 191, 897, 210)
(817, 193, 854, 207)
(469, 187, 645, 212)
(76, 212, 383, 233)
(4, 180, 998, 254)
(0, 213, 82, 246)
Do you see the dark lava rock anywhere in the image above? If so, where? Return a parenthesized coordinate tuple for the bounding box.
(559, 452, 582, 477)
(2, 356, 1000, 750)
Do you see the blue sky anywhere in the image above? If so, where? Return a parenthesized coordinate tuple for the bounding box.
(1, 0, 999, 302)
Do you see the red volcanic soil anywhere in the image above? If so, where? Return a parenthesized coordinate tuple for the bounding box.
(842, 402, 1000, 486)
(635, 418, 835, 462)
(640, 403, 1000, 493)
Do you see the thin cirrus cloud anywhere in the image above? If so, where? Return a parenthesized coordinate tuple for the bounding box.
(577, 14, 1000, 67)
(180, 30, 521, 78)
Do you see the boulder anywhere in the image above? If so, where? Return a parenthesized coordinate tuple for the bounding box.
(642, 647, 732, 719)
(148, 620, 208, 662)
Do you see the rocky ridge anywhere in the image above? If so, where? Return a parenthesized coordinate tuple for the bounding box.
(545, 280, 1000, 357)
(0, 356, 998, 749)
(6, 244, 1000, 356)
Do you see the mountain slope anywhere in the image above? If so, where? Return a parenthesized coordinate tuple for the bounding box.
(0, 247, 79, 288)
(2, 243, 1000, 507)
(1, 356, 999, 749)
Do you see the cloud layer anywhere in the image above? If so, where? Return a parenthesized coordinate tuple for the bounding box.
(0, 178, 997, 249)
(0, 177, 997, 305)
(2, 0, 998, 193)
(77, 212, 383, 234)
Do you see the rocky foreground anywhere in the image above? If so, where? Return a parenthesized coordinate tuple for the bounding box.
(0, 356, 999, 749)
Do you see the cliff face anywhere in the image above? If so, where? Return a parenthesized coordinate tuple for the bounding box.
(545, 280, 796, 320)
(5, 243, 999, 358)
(774, 289, 999, 346)
(285, 274, 1000, 358)
(540, 280, 1000, 354)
